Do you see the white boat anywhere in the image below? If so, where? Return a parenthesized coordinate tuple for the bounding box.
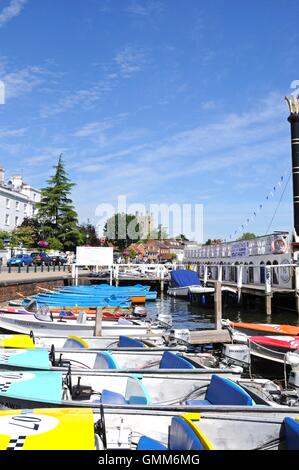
(102, 406, 299, 450)
(167, 269, 236, 297)
(0, 369, 281, 409)
(0, 346, 243, 376)
(0, 406, 298, 450)
(0, 313, 166, 337)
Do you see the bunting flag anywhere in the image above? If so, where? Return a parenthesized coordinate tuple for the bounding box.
(227, 171, 289, 241)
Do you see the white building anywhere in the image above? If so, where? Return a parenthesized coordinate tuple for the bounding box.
(0, 168, 41, 231)
(184, 232, 292, 289)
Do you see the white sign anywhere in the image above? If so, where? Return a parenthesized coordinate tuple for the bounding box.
(76, 247, 113, 266)
(231, 241, 249, 257)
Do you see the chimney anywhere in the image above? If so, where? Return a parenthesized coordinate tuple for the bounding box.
(0, 167, 4, 185)
(286, 95, 299, 239)
(11, 175, 23, 189)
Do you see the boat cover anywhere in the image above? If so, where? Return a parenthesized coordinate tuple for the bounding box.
(0, 370, 62, 403)
(249, 335, 299, 350)
(230, 321, 299, 336)
(0, 408, 95, 450)
(0, 335, 35, 349)
(0, 349, 50, 370)
(170, 270, 202, 288)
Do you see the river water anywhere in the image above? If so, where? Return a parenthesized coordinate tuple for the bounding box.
(146, 295, 299, 330)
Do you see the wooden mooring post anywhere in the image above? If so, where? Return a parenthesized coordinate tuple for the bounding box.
(94, 307, 102, 336)
(265, 265, 272, 316)
(214, 281, 222, 330)
(189, 280, 231, 344)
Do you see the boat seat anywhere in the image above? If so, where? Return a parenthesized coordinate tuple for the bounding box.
(159, 351, 195, 369)
(118, 336, 145, 348)
(137, 415, 211, 450)
(118, 318, 133, 325)
(101, 389, 128, 405)
(59, 310, 75, 318)
(101, 376, 150, 405)
(93, 352, 119, 369)
(185, 374, 256, 406)
(284, 417, 299, 450)
(63, 336, 89, 349)
(137, 436, 167, 450)
(76, 312, 87, 324)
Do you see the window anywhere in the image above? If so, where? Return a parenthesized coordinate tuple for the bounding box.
(15, 216, 19, 226)
(5, 214, 10, 226)
(16, 201, 19, 211)
(6, 198, 10, 209)
(24, 203, 27, 214)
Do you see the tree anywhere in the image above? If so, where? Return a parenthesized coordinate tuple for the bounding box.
(11, 226, 36, 248)
(0, 230, 11, 249)
(103, 213, 140, 251)
(36, 155, 83, 251)
(20, 217, 40, 245)
(204, 239, 223, 245)
(47, 237, 64, 251)
(237, 232, 256, 241)
(79, 223, 99, 246)
(175, 234, 189, 242)
(149, 224, 168, 241)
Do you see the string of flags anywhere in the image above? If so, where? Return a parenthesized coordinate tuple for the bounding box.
(225, 171, 289, 242)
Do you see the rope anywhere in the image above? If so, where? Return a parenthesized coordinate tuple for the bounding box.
(266, 172, 291, 234)
(254, 437, 285, 450)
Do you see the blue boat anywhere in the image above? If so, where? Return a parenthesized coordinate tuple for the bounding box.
(167, 269, 202, 297)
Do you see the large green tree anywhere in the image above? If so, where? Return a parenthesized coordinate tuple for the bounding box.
(79, 223, 99, 246)
(103, 213, 140, 251)
(36, 155, 83, 251)
(237, 232, 256, 241)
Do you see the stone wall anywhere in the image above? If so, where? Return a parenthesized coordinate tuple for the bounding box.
(0, 277, 70, 303)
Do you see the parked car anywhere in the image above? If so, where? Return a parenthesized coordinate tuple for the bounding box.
(50, 255, 67, 266)
(30, 252, 53, 266)
(7, 254, 33, 267)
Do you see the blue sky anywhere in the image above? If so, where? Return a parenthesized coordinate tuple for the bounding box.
(0, 0, 298, 241)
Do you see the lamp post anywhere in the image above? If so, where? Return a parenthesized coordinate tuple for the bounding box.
(286, 94, 299, 240)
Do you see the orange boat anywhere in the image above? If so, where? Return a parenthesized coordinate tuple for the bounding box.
(226, 320, 299, 337)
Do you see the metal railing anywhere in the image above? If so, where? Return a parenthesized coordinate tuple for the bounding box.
(72, 263, 172, 286)
(185, 261, 297, 296)
(1, 263, 69, 275)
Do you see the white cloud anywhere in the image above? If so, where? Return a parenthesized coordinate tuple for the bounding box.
(114, 46, 148, 78)
(0, 61, 54, 100)
(0, 127, 26, 137)
(41, 47, 148, 118)
(126, 1, 162, 16)
(0, 0, 27, 28)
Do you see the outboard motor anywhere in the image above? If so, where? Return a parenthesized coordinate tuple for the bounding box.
(133, 306, 147, 318)
(166, 329, 191, 346)
(287, 352, 299, 389)
(222, 344, 251, 367)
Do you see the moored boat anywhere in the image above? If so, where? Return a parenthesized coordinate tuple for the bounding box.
(1, 406, 298, 450)
(0, 313, 166, 337)
(0, 347, 242, 375)
(1, 406, 299, 450)
(0, 369, 283, 410)
(223, 319, 299, 337)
